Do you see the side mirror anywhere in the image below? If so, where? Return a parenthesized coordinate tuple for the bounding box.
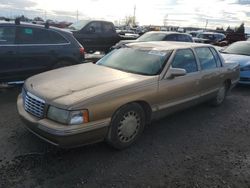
(166, 68, 186, 79)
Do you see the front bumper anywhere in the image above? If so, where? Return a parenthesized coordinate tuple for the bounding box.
(17, 94, 110, 148)
(239, 71, 250, 85)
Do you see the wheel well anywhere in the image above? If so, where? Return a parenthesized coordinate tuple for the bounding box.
(133, 101, 152, 124)
(112, 101, 152, 125)
(224, 79, 231, 90)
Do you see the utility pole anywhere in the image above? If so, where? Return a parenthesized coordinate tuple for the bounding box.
(76, 9, 79, 22)
(133, 5, 136, 26)
(44, 10, 47, 21)
(204, 19, 208, 31)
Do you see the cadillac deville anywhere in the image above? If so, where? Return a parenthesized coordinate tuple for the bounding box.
(17, 42, 240, 149)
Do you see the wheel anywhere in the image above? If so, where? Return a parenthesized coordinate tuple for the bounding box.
(53, 60, 73, 69)
(106, 103, 146, 150)
(211, 83, 227, 106)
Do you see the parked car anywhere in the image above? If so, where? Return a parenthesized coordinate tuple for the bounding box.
(0, 21, 85, 83)
(111, 31, 194, 50)
(194, 32, 226, 44)
(68, 20, 120, 53)
(17, 42, 239, 149)
(221, 41, 250, 84)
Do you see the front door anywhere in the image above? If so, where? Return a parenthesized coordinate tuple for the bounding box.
(157, 49, 201, 116)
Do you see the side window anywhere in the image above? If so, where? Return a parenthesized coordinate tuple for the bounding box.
(165, 34, 177, 41)
(177, 34, 185, 42)
(103, 23, 115, 33)
(16, 27, 35, 44)
(49, 31, 68, 44)
(86, 22, 102, 33)
(195, 47, 217, 70)
(0, 27, 15, 44)
(16, 27, 68, 44)
(171, 49, 198, 73)
(210, 47, 222, 67)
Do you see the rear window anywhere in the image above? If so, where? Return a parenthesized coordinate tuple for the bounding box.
(0, 26, 15, 44)
(195, 47, 217, 70)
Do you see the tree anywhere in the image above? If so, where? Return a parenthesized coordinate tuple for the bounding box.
(236, 23, 245, 34)
(226, 26, 234, 33)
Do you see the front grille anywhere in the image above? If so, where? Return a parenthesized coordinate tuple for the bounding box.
(240, 77, 250, 82)
(22, 89, 45, 118)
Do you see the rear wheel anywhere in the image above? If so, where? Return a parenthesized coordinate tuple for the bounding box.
(106, 103, 146, 149)
(211, 83, 228, 106)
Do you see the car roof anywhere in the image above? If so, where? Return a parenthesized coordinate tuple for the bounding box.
(0, 21, 72, 34)
(146, 31, 190, 35)
(127, 41, 212, 51)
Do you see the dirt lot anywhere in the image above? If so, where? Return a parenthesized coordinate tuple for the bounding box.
(0, 85, 250, 188)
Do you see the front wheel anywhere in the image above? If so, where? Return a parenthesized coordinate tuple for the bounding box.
(106, 103, 146, 150)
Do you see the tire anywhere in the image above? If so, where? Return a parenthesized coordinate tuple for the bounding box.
(53, 60, 73, 69)
(106, 103, 146, 150)
(211, 83, 227, 106)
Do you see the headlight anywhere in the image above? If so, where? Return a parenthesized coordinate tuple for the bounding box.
(47, 106, 89, 125)
(241, 65, 250, 71)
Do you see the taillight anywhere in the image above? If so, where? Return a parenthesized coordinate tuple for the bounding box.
(79, 47, 85, 55)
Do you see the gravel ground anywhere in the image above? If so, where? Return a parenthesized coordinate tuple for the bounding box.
(0, 85, 250, 188)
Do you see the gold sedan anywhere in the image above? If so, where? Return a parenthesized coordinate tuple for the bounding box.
(17, 42, 240, 149)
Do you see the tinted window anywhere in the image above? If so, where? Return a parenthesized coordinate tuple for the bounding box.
(195, 47, 217, 70)
(210, 47, 222, 67)
(0, 27, 15, 44)
(16, 27, 67, 44)
(165, 34, 177, 41)
(103, 23, 115, 33)
(49, 31, 68, 44)
(171, 49, 198, 73)
(86, 22, 102, 33)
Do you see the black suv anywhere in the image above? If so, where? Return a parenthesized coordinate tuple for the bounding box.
(0, 21, 85, 82)
(111, 31, 194, 50)
(68, 20, 120, 53)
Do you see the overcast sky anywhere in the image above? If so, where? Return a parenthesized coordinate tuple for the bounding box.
(0, 0, 250, 30)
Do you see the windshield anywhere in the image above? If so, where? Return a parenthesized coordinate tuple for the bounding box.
(137, 32, 166, 42)
(68, 20, 90, 30)
(222, 42, 250, 56)
(97, 48, 172, 76)
(197, 34, 214, 40)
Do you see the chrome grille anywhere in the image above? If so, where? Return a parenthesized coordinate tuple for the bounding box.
(22, 90, 45, 118)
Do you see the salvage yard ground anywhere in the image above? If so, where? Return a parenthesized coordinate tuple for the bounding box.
(0, 85, 250, 187)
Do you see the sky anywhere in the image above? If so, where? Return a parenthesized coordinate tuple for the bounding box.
(0, 0, 250, 31)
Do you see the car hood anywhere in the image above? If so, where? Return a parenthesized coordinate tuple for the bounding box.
(221, 53, 250, 67)
(24, 63, 153, 108)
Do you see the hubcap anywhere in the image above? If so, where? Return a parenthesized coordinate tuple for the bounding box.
(217, 85, 226, 103)
(118, 111, 141, 143)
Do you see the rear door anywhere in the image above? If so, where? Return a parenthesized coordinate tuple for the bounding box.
(0, 25, 19, 82)
(194, 47, 222, 98)
(101, 22, 119, 51)
(157, 48, 201, 113)
(16, 26, 60, 77)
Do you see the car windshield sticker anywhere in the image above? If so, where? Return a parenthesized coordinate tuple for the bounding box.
(148, 50, 166, 57)
(24, 28, 33, 35)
